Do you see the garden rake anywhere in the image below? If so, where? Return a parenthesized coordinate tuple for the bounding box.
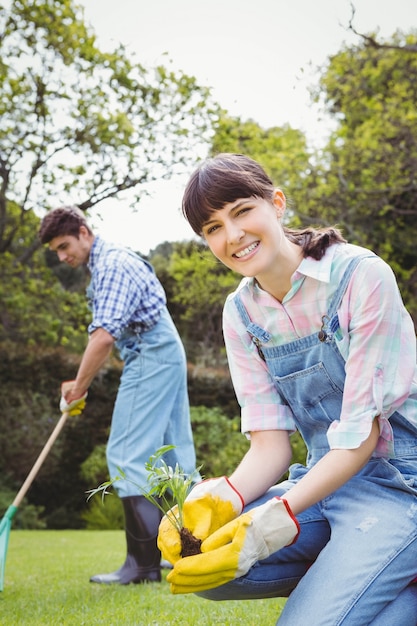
(0, 411, 70, 591)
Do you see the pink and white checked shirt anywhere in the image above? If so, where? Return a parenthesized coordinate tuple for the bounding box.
(223, 243, 417, 457)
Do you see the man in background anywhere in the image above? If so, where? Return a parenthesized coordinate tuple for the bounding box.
(39, 205, 199, 585)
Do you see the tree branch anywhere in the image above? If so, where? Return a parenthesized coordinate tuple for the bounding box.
(77, 175, 149, 211)
(348, 3, 417, 52)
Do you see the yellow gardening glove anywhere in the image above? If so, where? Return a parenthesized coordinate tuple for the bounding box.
(60, 381, 88, 416)
(158, 477, 244, 565)
(157, 505, 182, 564)
(166, 497, 300, 594)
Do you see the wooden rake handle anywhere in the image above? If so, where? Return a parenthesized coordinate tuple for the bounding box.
(12, 412, 70, 509)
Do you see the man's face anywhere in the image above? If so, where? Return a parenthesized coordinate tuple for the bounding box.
(48, 227, 92, 267)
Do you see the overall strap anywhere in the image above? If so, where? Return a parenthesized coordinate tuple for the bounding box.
(234, 292, 271, 361)
(85, 277, 95, 311)
(319, 253, 375, 343)
(125, 248, 156, 274)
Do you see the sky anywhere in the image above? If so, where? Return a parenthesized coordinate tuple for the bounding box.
(78, 0, 415, 253)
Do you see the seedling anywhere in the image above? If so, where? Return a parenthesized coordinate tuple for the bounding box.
(87, 445, 203, 557)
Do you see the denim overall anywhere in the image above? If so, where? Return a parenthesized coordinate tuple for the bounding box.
(202, 256, 417, 625)
(86, 257, 199, 497)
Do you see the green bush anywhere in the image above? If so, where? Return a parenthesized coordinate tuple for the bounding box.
(190, 405, 250, 477)
(0, 489, 46, 529)
(81, 490, 124, 530)
(80, 445, 124, 529)
(79, 443, 109, 486)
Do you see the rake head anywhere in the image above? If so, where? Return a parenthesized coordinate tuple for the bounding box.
(0, 505, 18, 592)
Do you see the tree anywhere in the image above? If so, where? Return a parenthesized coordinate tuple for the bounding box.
(347, 4, 417, 55)
(301, 29, 417, 319)
(0, 0, 218, 255)
(209, 31, 417, 327)
(0, 0, 219, 345)
(0, 200, 90, 347)
(211, 115, 313, 202)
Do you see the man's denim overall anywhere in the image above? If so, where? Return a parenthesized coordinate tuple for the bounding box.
(87, 257, 199, 497)
(202, 256, 417, 625)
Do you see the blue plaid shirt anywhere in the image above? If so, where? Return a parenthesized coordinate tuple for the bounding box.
(87, 236, 166, 338)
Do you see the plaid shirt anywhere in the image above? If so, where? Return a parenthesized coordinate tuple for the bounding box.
(87, 236, 166, 339)
(223, 242, 417, 457)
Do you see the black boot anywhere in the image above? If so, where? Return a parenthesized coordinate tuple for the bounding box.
(90, 496, 162, 584)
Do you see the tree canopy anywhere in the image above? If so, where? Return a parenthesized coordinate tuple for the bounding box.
(303, 29, 417, 314)
(208, 30, 417, 319)
(211, 115, 312, 192)
(0, 0, 218, 253)
(0, 0, 219, 347)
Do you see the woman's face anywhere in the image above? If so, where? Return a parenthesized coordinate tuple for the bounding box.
(201, 190, 287, 278)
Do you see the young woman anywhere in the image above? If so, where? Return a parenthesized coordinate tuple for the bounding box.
(158, 154, 417, 624)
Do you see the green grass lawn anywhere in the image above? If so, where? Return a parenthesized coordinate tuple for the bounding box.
(1, 530, 286, 625)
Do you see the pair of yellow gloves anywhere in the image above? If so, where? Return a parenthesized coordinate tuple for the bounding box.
(158, 476, 300, 594)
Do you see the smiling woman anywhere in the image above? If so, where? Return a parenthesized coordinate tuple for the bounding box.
(157, 153, 417, 624)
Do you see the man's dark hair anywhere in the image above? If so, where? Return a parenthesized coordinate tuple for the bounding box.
(38, 205, 92, 244)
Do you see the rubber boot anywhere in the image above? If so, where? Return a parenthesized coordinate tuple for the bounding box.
(90, 495, 162, 584)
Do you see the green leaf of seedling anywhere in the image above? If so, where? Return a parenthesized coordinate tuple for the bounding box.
(88, 446, 203, 533)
